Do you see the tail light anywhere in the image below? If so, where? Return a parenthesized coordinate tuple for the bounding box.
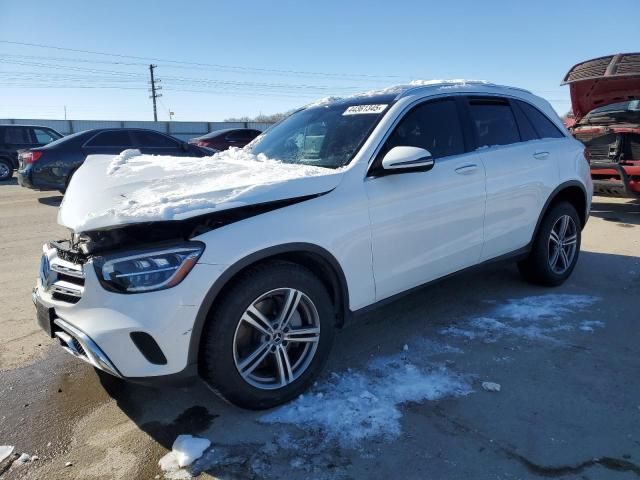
(21, 151, 43, 164)
(582, 147, 590, 165)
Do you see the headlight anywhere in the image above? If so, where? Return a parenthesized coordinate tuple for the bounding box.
(93, 242, 204, 293)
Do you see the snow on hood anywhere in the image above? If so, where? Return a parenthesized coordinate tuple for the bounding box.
(58, 148, 344, 233)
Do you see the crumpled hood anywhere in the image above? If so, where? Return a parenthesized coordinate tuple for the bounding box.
(562, 53, 640, 121)
(58, 149, 344, 233)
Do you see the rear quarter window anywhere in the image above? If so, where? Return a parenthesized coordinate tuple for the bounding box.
(516, 101, 565, 139)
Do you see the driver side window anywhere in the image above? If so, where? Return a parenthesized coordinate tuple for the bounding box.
(382, 99, 465, 160)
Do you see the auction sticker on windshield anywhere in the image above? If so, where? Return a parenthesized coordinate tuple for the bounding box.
(343, 104, 387, 115)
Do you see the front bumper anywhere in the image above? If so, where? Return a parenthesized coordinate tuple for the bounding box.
(590, 162, 640, 197)
(34, 243, 227, 379)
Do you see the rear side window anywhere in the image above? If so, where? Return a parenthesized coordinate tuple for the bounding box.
(516, 101, 565, 139)
(469, 98, 520, 148)
(86, 130, 134, 147)
(384, 99, 465, 159)
(134, 131, 178, 148)
(32, 128, 61, 144)
(3, 127, 31, 144)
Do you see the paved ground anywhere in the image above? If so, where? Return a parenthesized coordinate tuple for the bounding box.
(0, 179, 639, 479)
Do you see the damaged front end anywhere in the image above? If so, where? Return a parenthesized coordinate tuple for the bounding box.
(563, 53, 640, 197)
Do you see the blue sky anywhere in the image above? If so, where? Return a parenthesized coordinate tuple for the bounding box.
(1, 0, 638, 121)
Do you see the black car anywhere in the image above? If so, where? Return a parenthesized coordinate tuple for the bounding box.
(17, 128, 210, 192)
(0, 124, 63, 181)
(189, 128, 262, 151)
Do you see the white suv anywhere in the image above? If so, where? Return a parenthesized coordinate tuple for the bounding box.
(34, 81, 592, 409)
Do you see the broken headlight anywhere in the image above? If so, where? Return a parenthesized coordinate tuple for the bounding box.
(93, 242, 204, 293)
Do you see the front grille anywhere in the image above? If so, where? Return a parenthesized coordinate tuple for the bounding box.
(575, 133, 619, 162)
(42, 244, 86, 304)
(53, 244, 87, 265)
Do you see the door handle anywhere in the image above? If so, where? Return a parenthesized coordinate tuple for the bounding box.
(533, 151, 549, 160)
(455, 164, 478, 175)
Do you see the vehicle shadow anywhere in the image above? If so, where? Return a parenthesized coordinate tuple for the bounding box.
(92, 248, 639, 478)
(0, 178, 18, 186)
(38, 195, 64, 206)
(590, 196, 640, 226)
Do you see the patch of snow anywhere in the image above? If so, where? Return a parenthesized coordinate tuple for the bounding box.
(579, 320, 605, 332)
(159, 435, 211, 478)
(481, 381, 501, 392)
(16, 453, 30, 464)
(65, 461, 73, 467)
(0, 445, 14, 464)
(106, 149, 141, 174)
(63, 147, 342, 232)
(441, 294, 600, 342)
(260, 352, 472, 446)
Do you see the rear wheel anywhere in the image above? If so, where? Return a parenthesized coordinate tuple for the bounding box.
(0, 159, 12, 181)
(518, 202, 581, 286)
(200, 261, 334, 409)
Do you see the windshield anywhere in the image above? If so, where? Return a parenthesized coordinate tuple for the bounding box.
(248, 102, 387, 169)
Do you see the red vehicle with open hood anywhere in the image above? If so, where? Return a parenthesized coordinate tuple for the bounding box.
(563, 53, 640, 197)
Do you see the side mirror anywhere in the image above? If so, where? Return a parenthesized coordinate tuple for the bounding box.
(181, 142, 190, 152)
(381, 146, 434, 172)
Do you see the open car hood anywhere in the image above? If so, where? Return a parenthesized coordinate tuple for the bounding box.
(562, 53, 640, 121)
(58, 150, 344, 233)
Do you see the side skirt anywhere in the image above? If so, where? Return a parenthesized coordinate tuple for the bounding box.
(346, 245, 531, 322)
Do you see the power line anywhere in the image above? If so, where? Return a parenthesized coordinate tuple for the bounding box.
(0, 40, 400, 80)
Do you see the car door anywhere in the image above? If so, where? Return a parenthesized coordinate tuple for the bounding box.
(365, 97, 487, 301)
(132, 130, 185, 156)
(465, 97, 560, 261)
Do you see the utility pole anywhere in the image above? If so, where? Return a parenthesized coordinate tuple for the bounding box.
(148, 64, 162, 122)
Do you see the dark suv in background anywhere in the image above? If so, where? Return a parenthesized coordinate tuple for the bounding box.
(0, 125, 63, 180)
(17, 128, 210, 192)
(189, 128, 262, 151)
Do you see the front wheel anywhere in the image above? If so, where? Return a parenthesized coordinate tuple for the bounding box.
(200, 261, 335, 409)
(518, 201, 581, 286)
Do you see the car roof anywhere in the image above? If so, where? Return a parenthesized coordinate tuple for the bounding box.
(305, 80, 535, 109)
(196, 128, 260, 140)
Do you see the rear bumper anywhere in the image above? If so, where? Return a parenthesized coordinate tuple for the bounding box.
(590, 162, 640, 197)
(16, 168, 35, 189)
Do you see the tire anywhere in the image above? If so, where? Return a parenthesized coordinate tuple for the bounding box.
(518, 201, 581, 286)
(0, 159, 13, 181)
(200, 260, 335, 410)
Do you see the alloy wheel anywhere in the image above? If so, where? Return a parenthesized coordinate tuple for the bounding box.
(0, 163, 10, 180)
(233, 288, 320, 390)
(548, 215, 577, 274)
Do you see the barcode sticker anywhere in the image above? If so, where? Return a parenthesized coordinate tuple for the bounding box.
(343, 104, 388, 115)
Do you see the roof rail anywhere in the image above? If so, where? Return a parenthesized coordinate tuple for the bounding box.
(396, 80, 532, 100)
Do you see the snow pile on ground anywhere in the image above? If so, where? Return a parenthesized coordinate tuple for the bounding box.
(260, 350, 472, 446)
(441, 294, 601, 342)
(0, 446, 14, 464)
(159, 435, 211, 479)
